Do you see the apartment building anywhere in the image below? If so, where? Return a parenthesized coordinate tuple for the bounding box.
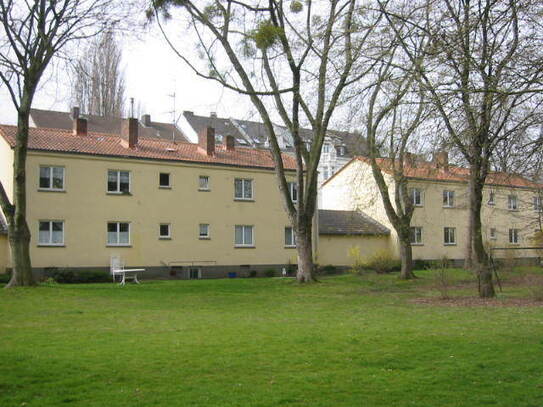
(321, 153, 543, 263)
(0, 116, 309, 278)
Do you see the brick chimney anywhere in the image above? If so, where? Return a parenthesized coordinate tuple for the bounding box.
(434, 151, 449, 170)
(141, 114, 151, 127)
(71, 106, 80, 119)
(226, 135, 235, 151)
(404, 152, 415, 166)
(198, 127, 215, 156)
(121, 118, 138, 148)
(72, 118, 87, 136)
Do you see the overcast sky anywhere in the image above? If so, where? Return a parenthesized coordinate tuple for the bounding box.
(0, 18, 259, 127)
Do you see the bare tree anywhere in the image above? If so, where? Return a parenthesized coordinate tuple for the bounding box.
(0, 0, 115, 287)
(70, 30, 125, 117)
(382, 0, 543, 297)
(150, 0, 378, 282)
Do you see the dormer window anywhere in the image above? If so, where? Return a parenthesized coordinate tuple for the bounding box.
(323, 144, 330, 154)
(337, 146, 346, 156)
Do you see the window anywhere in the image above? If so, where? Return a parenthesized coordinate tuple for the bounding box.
(509, 228, 519, 244)
(323, 168, 329, 180)
(199, 223, 210, 239)
(284, 227, 296, 247)
(199, 176, 210, 191)
(508, 195, 518, 210)
(189, 268, 201, 279)
(159, 224, 171, 239)
(159, 173, 171, 188)
(38, 221, 64, 246)
(443, 190, 455, 207)
(107, 222, 130, 246)
(410, 188, 423, 206)
(490, 228, 497, 240)
(235, 225, 254, 247)
(234, 178, 253, 200)
(410, 227, 423, 245)
(534, 196, 542, 212)
(444, 227, 456, 245)
(323, 144, 330, 154)
(39, 166, 64, 191)
(288, 182, 298, 203)
(107, 170, 130, 194)
(488, 191, 495, 205)
(337, 146, 346, 156)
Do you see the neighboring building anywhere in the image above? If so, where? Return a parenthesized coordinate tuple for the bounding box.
(180, 111, 368, 185)
(0, 116, 304, 278)
(30, 107, 190, 143)
(321, 153, 543, 263)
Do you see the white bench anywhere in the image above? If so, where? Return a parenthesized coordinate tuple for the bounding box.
(110, 256, 145, 286)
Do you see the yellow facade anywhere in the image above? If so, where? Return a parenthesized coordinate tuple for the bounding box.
(321, 159, 542, 261)
(317, 234, 392, 266)
(0, 135, 302, 270)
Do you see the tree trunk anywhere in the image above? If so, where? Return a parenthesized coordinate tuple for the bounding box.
(469, 169, 494, 298)
(464, 180, 473, 270)
(296, 225, 316, 283)
(398, 236, 416, 279)
(5, 223, 34, 287)
(5, 107, 35, 287)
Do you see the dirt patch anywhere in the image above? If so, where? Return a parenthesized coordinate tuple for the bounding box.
(410, 296, 543, 307)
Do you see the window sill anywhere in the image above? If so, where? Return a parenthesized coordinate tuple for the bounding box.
(284, 245, 297, 249)
(159, 237, 172, 240)
(508, 209, 519, 212)
(234, 245, 255, 249)
(488, 203, 495, 206)
(444, 243, 457, 246)
(106, 244, 132, 248)
(509, 242, 520, 245)
(37, 244, 65, 247)
(234, 198, 255, 202)
(107, 192, 132, 196)
(443, 206, 455, 209)
(198, 188, 211, 192)
(411, 243, 424, 246)
(199, 236, 211, 240)
(413, 204, 424, 208)
(159, 186, 172, 190)
(38, 189, 66, 193)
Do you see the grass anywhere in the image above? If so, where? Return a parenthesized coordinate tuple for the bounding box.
(1, 269, 543, 407)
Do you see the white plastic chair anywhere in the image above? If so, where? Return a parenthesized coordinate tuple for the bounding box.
(110, 255, 145, 286)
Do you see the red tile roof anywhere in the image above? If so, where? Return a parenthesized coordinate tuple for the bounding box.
(324, 156, 541, 189)
(0, 125, 297, 171)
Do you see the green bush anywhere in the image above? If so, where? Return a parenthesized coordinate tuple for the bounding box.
(45, 269, 110, 284)
(0, 272, 11, 284)
(263, 269, 276, 278)
(361, 250, 401, 274)
(318, 265, 338, 275)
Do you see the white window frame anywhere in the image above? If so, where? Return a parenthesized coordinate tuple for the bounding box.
(490, 228, 497, 240)
(284, 226, 296, 247)
(159, 223, 171, 239)
(488, 191, 495, 205)
(443, 190, 455, 208)
(337, 146, 346, 156)
(234, 178, 254, 200)
(199, 223, 210, 239)
(444, 227, 456, 245)
(199, 175, 210, 191)
(107, 170, 131, 194)
(38, 220, 64, 246)
(323, 168, 329, 180)
(411, 188, 424, 207)
(508, 194, 518, 211)
(107, 222, 131, 246)
(288, 182, 298, 203)
(410, 227, 423, 245)
(159, 173, 171, 189)
(534, 196, 542, 212)
(39, 166, 65, 191)
(322, 144, 330, 154)
(235, 225, 254, 247)
(509, 228, 520, 244)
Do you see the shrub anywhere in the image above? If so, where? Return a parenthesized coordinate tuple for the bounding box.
(263, 269, 276, 278)
(364, 250, 401, 274)
(348, 246, 366, 274)
(0, 272, 11, 284)
(430, 257, 452, 300)
(523, 273, 543, 302)
(45, 269, 110, 284)
(318, 265, 338, 275)
(248, 270, 257, 278)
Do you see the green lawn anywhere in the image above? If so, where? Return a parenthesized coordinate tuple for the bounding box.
(1, 270, 542, 407)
